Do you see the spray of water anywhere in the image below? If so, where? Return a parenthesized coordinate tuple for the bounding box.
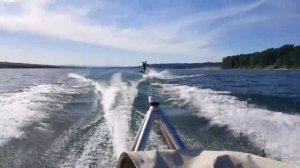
(147, 69, 204, 80)
(0, 84, 65, 145)
(69, 73, 140, 157)
(158, 83, 300, 165)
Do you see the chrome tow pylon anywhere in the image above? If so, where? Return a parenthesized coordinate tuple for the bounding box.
(130, 96, 185, 151)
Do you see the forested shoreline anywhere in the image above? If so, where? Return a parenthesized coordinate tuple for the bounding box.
(222, 44, 300, 69)
(0, 62, 63, 68)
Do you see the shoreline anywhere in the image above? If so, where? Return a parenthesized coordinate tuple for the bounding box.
(0, 62, 62, 68)
(1, 61, 299, 70)
(190, 66, 221, 70)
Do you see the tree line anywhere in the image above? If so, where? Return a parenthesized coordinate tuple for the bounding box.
(149, 62, 221, 69)
(222, 44, 300, 69)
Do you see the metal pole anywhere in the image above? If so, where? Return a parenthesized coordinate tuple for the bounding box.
(158, 110, 186, 150)
(158, 120, 177, 149)
(132, 106, 156, 151)
(131, 96, 185, 151)
(130, 112, 147, 151)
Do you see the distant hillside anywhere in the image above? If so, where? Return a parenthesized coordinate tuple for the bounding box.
(149, 62, 221, 69)
(0, 62, 62, 68)
(222, 44, 300, 69)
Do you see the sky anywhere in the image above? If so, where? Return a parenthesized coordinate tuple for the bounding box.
(0, 0, 299, 66)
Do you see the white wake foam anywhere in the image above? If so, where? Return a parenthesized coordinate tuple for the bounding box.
(69, 73, 140, 158)
(147, 69, 203, 80)
(68, 73, 104, 92)
(60, 115, 114, 168)
(0, 84, 64, 145)
(159, 83, 300, 164)
(68, 73, 91, 83)
(100, 73, 140, 157)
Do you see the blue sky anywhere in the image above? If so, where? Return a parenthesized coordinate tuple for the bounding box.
(0, 0, 299, 66)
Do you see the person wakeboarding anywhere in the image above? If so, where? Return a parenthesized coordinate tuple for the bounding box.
(140, 61, 148, 73)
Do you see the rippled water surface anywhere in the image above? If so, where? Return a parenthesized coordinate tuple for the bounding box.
(0, 68, 300, 167)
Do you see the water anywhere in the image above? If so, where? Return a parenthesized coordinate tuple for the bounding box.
(0, 68, 300, 167)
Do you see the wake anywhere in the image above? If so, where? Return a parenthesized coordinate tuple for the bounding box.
(146, 69, 204, 80)
(69, 73, 140, 158)
(0, 84, 67, 145)
(158, 83, 300, 165)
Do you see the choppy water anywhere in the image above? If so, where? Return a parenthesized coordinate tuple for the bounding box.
(0, 68, 300, 167)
